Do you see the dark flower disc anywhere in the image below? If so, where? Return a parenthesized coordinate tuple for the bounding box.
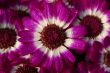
(80, 15, 103, 38)
(0, 28, 17, 49)
(16, 65, 38, 73)
(41, 24, 67, 49)
(104, 51, 110, 67)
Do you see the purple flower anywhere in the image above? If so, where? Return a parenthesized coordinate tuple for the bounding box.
(23, 1, 87, 72)
(0, 53, 39, 73)
(87, 36, 110, 73)
(65, 0, 110, 43)
(0, 9, 35, 61)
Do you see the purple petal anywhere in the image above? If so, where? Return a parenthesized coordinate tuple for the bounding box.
(71, 25, 87, 38)
(0, 53, 13, 72)
(40, 1, 55, 19)
(18, 30, 34, 42)
(61, 49, 75, 63)
(93, 41, 103, 51)
(69, 39, 87, 52)
(42, 57, 53, 70)
(8, 51, 20, 61)
(87, 47, 101, 63)
(31, 50, 47, 66)
(62, 66, 72, 73)
(14, 20, 25, 31)
(17, 43, 36, 56)
(78, 61, 88, 73)
(18, 30, 33, 38)
(23, 17, 37, 31)
(55, 1, 77, 24)
(90, 65, 105, 73)
(103, 36, 110, 48)
(30, 1, 44, 22)
(53, 56, 63, 72)
(18, 37, 33, 43)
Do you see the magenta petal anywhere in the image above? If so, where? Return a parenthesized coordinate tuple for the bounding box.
(18, 30, 33, 38)
(55, 1, 71, 21)
(55, 1, 77, 24)
(103, 36, 110, 48)
(14, 20, 25, 31)
(87, 47, 101, 63)
(40, 2, 55, 19)
(42, 57, 53, 70)
(93, 41, 103, 51)
(40, 67, 61, 73)
(62, 66, 72, 73)
(78, 61, 88, 73)
(23, 17, 37, 31)
(62, 69, 72, 73)
(72, 25, 87, 38)
(53, 57, 63, 72)
(30, 2, 44, 22)
(0, 53, 13, 73)
(70, 39, 87, 52)
(18, 43, 36, 56)
(61, 49, 75, 63)
(18, 37, 33, 43)
(8, 51, 20, 61)
(90, 65, 105, 73)
(0, 71, 6, 73)
(87, 41, 103, 63)
(18, 32, 33, 42)
(0, 54, 3, 70)
(31, 50, 47, 66)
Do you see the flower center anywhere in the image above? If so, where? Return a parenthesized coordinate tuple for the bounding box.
(104, 51, 110, 67)
(80, 15, 103, 38)
(16, 65, 38, 73)
(41, 24, 67, 49)
(0, 28, 17, 49)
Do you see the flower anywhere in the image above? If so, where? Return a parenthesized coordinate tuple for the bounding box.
(0, 15, 21, 54)
(0, 9, 35, 61)
(23, 1, 87, 72)
(66, 0, 110, 43)
(0, 53, 39, 73)
(87, 36, 110, 73)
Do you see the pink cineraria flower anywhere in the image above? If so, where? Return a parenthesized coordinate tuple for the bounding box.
(23, 1, 87, 72)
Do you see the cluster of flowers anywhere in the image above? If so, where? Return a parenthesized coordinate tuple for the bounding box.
(0, 0, 110, 73)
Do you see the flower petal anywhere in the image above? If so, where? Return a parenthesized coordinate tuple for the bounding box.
(17, 43, 36, 55)
(103, 36, 110, 48)
(53, 56, 63, 72)
(65, 38, 86, 52)
(31, 50, 47, 66)
(66, 25, 87, 38)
